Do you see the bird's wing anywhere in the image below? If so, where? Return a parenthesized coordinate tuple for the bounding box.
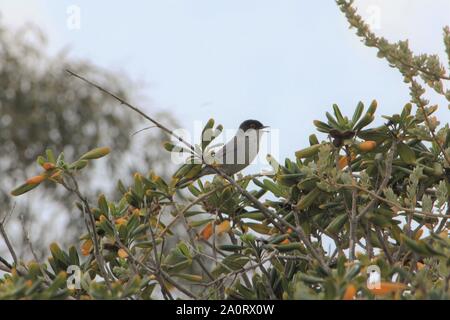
(213, 133, 260, 166)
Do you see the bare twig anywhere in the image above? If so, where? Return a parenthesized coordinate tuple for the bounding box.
(66, 70, 195, 153)
(0, 205, 18, 266)
(19, 214, 52, 283)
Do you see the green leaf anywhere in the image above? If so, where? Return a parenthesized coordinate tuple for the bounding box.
(367, 100, 377, 115)
(313, 120, 333, 133)
(11, 182, 40, 196)
(296, 187, 321, 210)
(325, 214, 348, 234)
(218, 244, 245, 251)
(68, 246, 80, 266)
(98, 194, 109, 215)
(201, 118, 215, 150)
(173, 273, 203, 283)
(295, 145, 321, 159)
(354, 113, 375, 131)
(46, 149, 56, 163)
(309, 134, 320, 146)
(69, 159, 88, 170)
(189, 218, 214, 228)
(351, 102, 364, 126)
(275, 242, 306, 253)
(333, 104, 345, 125)
(398, 142, 416, 164)
(79, 147, 110, 160)
(212, 254, 249, 276)
(245, 222, 273, 235)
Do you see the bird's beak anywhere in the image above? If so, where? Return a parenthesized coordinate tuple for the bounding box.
(261, 125, 270, 132)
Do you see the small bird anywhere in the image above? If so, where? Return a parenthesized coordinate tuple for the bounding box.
(176, 119, 268, 186)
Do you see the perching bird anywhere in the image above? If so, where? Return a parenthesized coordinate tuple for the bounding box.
(176, 119, 268, 187)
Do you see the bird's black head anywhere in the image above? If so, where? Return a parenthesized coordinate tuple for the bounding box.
(239, 120, 267, 132)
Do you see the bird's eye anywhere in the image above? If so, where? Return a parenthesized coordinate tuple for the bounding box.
(250, 124, 255, 129)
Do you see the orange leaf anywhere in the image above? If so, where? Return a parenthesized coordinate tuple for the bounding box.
(357, 140, 377, 152)
(26, 175, 46, 185)
(216, 220, 231, 235)
(369, 282, 407, 296)
(118, 248, 129, 259)
(343, 284, 356, 300)
(416, 262, 425, 270)
(199, 222, 213, 240)
(280, 238, 290, 245)
(81, 239, 93, 256)
(338, 156, 349, 170)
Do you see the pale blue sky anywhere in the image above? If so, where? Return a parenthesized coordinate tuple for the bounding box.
(2, 0, 450, 166)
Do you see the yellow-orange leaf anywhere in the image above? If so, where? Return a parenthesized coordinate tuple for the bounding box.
(280, 238, 290, 245)
(26, 175, 45, 185)
(216, 220, 231, 235)
(118, 248, 129, 259)
(343, 284, 356, 300)
(115, 217, 127, 225)
(81, 239, 93, 256)
(80, 147, 111, 160)
(414, 228, 424, 240)
(369, 282, 407, 296)
(199, 222, 213, 240)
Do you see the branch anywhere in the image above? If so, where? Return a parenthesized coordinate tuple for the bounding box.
(61, 173, 113, 291)
(356, 141, 396, 220)
(0, 256, 12, 271)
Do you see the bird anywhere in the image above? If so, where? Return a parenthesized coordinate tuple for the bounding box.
(175, 119, 268, 187)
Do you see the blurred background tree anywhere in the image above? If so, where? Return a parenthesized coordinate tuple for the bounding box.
(0, 18, 177, 259)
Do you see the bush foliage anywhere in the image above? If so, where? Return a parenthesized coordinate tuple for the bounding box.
(1, 1, 450, 300)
